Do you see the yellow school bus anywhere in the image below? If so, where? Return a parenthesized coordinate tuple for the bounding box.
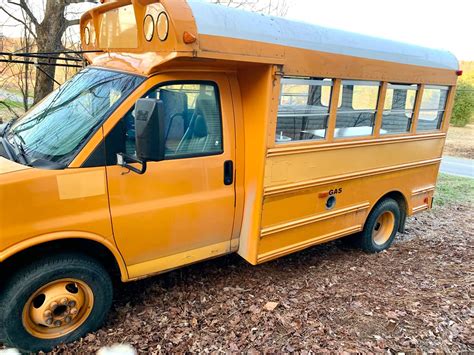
(0, 0, 460, 351)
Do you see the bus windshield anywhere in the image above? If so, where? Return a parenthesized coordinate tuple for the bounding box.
(6, 67, 144, 167)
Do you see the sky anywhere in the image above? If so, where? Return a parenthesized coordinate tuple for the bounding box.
(285, 0, 474, 60)
(0, 0, 472, 60)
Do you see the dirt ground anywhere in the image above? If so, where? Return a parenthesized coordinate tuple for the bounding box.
(444, 125, 474, 158)
(44, 201, 471, 354)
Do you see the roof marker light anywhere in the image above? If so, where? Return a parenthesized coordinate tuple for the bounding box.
(183, 31, 197, 44)
(456, 70, 463, 76)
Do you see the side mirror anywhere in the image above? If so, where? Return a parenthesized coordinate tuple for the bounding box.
(117, 98, 165, 175)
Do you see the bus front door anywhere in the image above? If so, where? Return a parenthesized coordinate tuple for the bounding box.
(105, 73, 236, 278)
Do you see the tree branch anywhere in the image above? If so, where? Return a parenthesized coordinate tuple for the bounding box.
(0, 6, 37, 39)
(0, 101, 20, 119)
(65, 0, 98, 3)
(7, 0, 39, 27)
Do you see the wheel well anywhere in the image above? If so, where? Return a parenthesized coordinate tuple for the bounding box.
(0, 239, 122, 283)
(376, 191, 408, 233)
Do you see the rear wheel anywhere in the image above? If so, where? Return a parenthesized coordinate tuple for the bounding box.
(359, 198, 401, 253)
(0, 253, 113, 353)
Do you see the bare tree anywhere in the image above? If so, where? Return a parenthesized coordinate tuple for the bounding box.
(210, 0, 288, 16)
(17, 11, 34, 112)
(0, 31, 31, 120)
(0, 0, 97, 104)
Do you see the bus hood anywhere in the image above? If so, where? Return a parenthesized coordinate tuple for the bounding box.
(0, 156, 31, 175)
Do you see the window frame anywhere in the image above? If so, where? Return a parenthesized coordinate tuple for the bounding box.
(334, 80, 382, 140)
(380, 83, 419, 136)
(102, 80, 225, 164)
(270, 77, 453, 151)
(143, 80, 225, 161)
(416, 85, 449, 132)
(276, 77, 335, 144)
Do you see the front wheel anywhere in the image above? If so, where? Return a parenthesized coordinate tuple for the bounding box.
(0, 253, 113, 353)
(359, 198, 401, 253)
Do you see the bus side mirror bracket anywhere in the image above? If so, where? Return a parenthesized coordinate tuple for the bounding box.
(117, 153, 147, 175)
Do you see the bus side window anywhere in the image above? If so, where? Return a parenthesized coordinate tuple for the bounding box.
(276, 78, 333, 143)
(381, 84, 418, 135)
(334, 80, 380, 139)
(417, 86, 449, 132)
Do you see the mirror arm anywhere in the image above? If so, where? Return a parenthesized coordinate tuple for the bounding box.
(117, 153, 147, 175)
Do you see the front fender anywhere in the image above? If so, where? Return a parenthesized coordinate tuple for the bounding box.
(0, 231, 129, 281)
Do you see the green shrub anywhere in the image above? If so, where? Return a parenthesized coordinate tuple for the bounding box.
(451, 82, 474, 127)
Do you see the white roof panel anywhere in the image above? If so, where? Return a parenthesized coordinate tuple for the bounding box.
(188, 1, 459, 70)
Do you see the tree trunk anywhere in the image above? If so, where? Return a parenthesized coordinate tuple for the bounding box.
(33, 0, 67, 104)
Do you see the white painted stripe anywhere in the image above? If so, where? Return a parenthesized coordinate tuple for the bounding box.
(188, 0, 459, 70)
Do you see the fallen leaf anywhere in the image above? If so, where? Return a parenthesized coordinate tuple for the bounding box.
(263, 302, 279, 311)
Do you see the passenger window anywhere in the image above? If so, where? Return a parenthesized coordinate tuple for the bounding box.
(381, 84, 418, 135)
(417, 86, 449, 132)
(106, 82, 223, 164)
(335, 81, 380, 138)
(277, 78, 333, 143)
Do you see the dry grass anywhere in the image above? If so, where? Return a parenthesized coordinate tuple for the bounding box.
(444, 125, 474, 158)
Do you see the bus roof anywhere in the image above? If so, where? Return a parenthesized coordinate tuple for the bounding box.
(188, 0, 458, 71)
(81, 0, 459, 82)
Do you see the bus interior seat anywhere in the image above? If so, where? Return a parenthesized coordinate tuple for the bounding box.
(160, 89, 189, 152)
(176, 94, 218, 154)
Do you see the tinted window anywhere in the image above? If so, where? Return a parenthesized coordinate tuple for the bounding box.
(335, 81, 380, 138)
(417, 86, 449, 131)
(381, 84, 418, 135)
(277, 78, 333, 142)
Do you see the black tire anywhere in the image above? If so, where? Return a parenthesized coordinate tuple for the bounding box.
(358, 198, 401, 253)
(0, 253, 113, 353)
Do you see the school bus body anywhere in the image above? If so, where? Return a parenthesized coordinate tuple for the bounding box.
(0, 0, 460, 350)
(0, 0, 457, 281)
(0, 0, 458, 281)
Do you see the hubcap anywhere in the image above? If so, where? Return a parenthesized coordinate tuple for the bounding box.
(372, 211, 395, 246)
(22, 279, 94, 339)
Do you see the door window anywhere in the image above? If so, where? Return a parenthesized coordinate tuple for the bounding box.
(105, 82, 223, 164)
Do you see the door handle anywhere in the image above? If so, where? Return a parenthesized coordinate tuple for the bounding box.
(224, 160, 234, 185)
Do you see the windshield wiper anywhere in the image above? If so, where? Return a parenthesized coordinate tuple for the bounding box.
(9, 133, 30, 166)
(0, 119, 16, 137)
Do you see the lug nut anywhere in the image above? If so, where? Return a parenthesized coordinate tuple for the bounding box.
(68, 300, 76, 308)
(50, 302, 58, 310)
(44, 310, 52, 318)
(70, 307, 78, 315)
(54, 320, 62, 327)
(64, 316, 72, 324)
(60, 298, 68, 305)
(45, 318, 53, 325)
